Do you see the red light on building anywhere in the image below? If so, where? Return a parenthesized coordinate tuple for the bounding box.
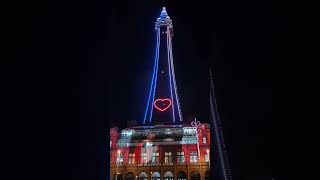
(110, 124, 210, 180)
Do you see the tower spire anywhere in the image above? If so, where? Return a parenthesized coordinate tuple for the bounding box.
(160, 7, 168, 17)
(155, 7, 173, 29)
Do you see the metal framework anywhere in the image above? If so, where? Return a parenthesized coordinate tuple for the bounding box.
(143, 7, 183, 124)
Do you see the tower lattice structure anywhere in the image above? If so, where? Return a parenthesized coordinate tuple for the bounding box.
(143, 7, 183, 125)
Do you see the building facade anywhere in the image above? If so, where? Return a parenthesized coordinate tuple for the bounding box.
(110, 124, 210, 180)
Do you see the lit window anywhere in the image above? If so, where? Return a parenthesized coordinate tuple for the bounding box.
(205, 151, 209, 162)
(177, 151, 185, 163)
(164, 152, 172, 163)
(117, 152, 123, 164)
(151, 146, 159, 163)
(152, 152, 159, 163)
(165, 129, 172, 135)
(190, 151, 198, 163)
(203, 137, 207, 144)
(128, 153, 135, 164)
(141, 147, 148, 163)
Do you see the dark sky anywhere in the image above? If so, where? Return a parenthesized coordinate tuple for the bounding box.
(1, 0, 313, 180)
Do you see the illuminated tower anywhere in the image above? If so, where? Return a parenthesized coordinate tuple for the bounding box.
(143, 7, 183, 125)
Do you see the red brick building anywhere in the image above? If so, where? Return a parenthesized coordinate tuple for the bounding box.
(110, 124, 210, 180)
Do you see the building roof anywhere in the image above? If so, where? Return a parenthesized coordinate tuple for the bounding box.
(116, 123, 210, 147)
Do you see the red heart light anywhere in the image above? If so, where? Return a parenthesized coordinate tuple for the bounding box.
(153, 98, 172, 112)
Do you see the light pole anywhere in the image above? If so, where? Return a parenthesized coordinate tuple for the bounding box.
(191, 118, 203, 176)
(207, 149, 210, 169)
(115, 150, 120, 180)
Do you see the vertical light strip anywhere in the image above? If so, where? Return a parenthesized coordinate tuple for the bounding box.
(168, 33, 183, 122)
(210, 71, 232, 180)
(142, 50, 156, 124)
(166, 26, 175, 123)
(149, 28, 160, 123)
(143, 28, 160, 124)
(210, 92, 227, 179)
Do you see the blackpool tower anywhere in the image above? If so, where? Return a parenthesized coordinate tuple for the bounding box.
(143, 7, 183, 125)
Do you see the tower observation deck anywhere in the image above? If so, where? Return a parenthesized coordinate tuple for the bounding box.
(143, 7, 183, 125)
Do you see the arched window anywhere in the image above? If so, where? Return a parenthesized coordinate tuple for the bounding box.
(125, 172, 134, 180)
(138, 172, 148, 180)
(177, 171, 187, 180)
(190, 171, 200, 180)
(164, 171, 173, 180)
(151, 172, 160, 180)
(113, 173, 122, 180)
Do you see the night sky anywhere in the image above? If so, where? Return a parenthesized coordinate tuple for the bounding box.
(1, 0, 313, 180)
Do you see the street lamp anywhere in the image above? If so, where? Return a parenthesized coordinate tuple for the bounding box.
(191, 118, 203, 162)
(115, 150, 121, 180)
(206, 149, 210, 168)
(191, 118, 203, 175)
